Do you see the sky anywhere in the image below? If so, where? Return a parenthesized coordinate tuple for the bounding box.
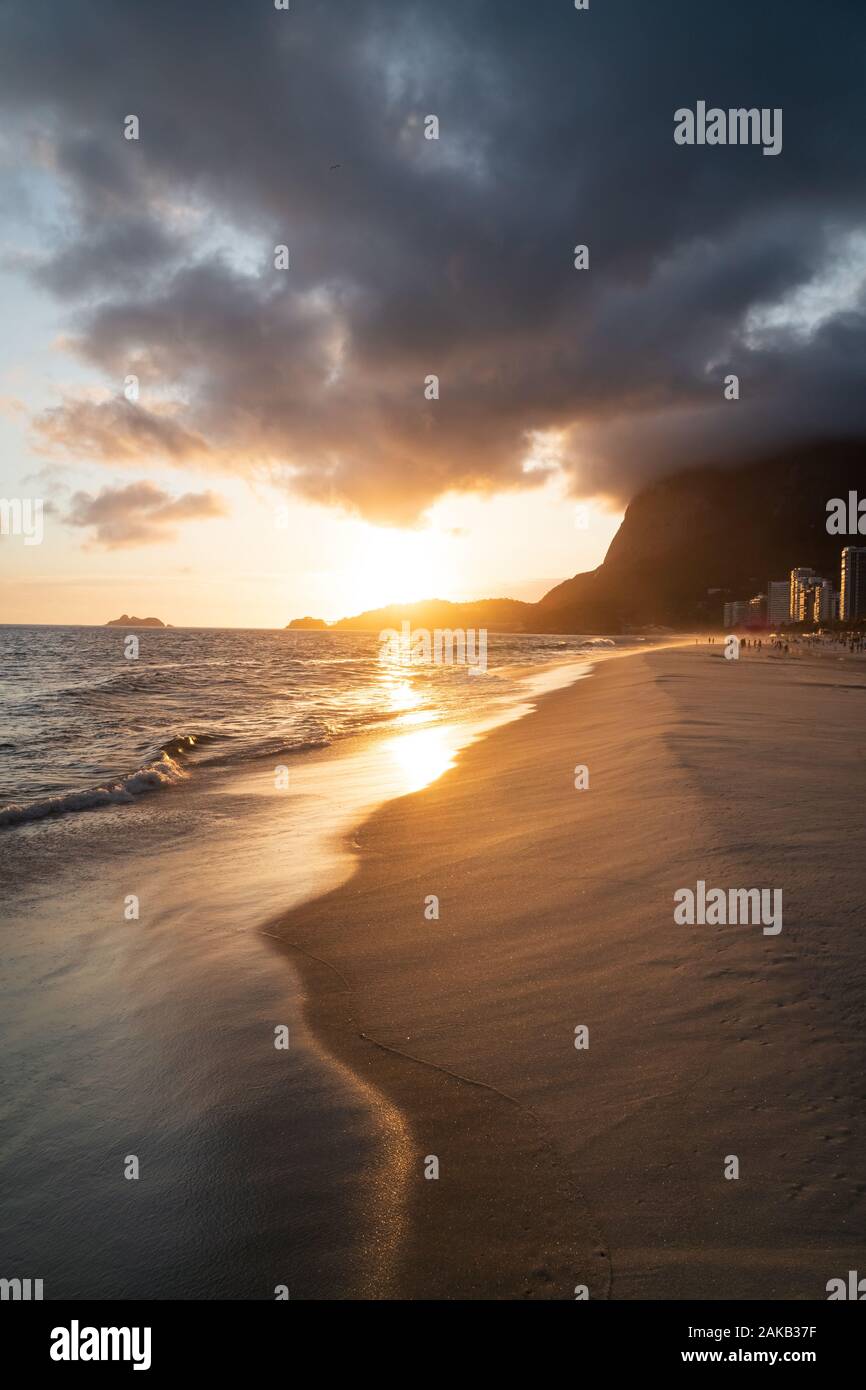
(1, 0, 866, 627)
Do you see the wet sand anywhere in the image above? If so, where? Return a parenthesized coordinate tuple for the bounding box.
(271, 642, 866, 1299)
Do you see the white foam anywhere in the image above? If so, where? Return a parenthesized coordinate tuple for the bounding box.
(0, 752, 188, 827)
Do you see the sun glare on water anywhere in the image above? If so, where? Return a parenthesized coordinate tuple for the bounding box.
(386, 724, 457, 794)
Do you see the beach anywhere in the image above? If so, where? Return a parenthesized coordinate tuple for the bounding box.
(0, 627, 626, 1299)
(272, 641, 866, 1300)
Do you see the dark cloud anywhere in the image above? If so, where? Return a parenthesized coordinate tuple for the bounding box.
(2, 0, 866, 521)
(64, 480, 225, 548)
(36, 213, 180, 299)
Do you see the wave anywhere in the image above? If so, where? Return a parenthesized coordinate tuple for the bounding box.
(0, 726, 337, 827)
(199, 734, 332, 768)
(0, 749, 189, 828)
(158, 732, 219, 758)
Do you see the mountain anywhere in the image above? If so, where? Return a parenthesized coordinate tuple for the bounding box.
(534, 440, 865, 632)
(287, 441, 865, 634)
(328, 597, 531, 633)
(105, 615, 166, 628)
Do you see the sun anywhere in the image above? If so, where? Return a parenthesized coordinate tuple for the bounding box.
(335, 522, 458, 615)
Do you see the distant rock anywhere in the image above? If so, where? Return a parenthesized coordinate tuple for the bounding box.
(287, 616, 329, 630)
(105, 614, 166, 628)
(329, 597, 529, 634)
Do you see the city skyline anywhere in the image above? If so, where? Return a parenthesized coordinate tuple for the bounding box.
(723, 544, 866, 629)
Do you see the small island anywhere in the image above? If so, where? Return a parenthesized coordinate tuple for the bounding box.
(286, 617, 329, 630)
(105, 614, 167, 628)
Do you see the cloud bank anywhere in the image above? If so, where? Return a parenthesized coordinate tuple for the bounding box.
(2, 0, 866, 522)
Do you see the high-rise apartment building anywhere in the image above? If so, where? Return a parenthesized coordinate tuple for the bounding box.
(789, 567, 817, 622)
(722, 600, 751, 628)
(840, 547, 866, 621)
(801, 577, 834, 623)
(790, 568, 835, 623)
(766, 580, 790, 625)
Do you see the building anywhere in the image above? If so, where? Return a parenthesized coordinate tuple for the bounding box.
(766, 580, 790, 625)
(723, 600, 751, 628)
(790, 568, 834, 624)
(801, 577, 834, 623)
(789, 567, 817, 622)
(840, 546, 866, 621)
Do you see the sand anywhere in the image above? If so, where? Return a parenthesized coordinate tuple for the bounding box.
(270, 642, 866, 1300)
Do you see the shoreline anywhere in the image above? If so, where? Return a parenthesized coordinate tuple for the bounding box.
(268, 640, 866, 1300)
(0, 636, 651, 1301)
(264, 641, 682, 1300)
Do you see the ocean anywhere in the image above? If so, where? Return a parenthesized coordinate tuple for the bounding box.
(0, 625, 632, 1298)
